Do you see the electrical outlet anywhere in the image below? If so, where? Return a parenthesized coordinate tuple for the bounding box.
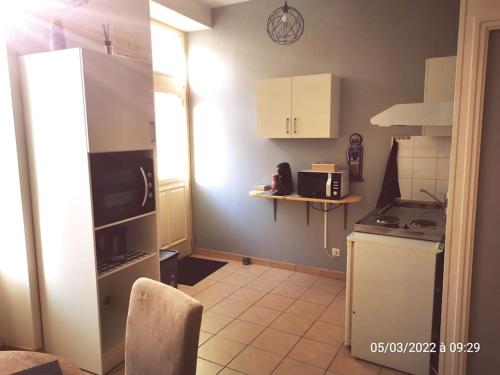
(331, 248, 341, 257)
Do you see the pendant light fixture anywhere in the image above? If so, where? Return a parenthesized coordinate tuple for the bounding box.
(267, 1, 304, 45)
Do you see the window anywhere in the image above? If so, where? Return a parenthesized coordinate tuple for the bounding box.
(150, 20, 189, 183)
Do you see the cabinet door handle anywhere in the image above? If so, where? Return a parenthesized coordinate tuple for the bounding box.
(293, 118, 297, 134)
(150, 121, 156, 143)
(285, 118, 290, 134)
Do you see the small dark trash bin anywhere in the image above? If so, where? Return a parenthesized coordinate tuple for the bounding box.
(159, 249, 179, 288)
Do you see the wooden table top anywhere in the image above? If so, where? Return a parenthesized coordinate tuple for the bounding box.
(0, 351, 83, 375)
(249, 190, 364, 204)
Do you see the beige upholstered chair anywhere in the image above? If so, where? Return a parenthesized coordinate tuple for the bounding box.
(125, 278, 203, 375)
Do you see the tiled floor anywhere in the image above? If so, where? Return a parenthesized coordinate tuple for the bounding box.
(109, 255, 405, 375)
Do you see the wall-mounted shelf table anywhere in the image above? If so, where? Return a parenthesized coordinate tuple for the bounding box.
(249, 190, 364, 248)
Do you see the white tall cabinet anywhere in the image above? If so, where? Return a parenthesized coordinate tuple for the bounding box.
(20, 48, 160, 374)
(256, 73, 340, 138)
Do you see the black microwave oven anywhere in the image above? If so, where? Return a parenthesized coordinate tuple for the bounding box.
(90, 151, 155, 227)
(297, 170, 349, 199)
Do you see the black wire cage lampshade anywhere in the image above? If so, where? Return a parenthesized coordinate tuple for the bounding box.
(267, 1, 305, 45)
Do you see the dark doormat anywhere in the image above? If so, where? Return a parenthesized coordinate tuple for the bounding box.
(178, 256, 228, 286)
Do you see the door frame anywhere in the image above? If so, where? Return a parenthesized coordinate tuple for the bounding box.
(440, 0, 500, 373)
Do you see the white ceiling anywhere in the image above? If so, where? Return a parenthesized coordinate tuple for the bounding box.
(197, 0, 252, 8)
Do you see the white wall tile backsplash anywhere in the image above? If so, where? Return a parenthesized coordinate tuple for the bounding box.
(438, 137, 452, 158)
(437, 158, 450, 180)
(414, 136, 439, 157)
(413, 158, 438, 179)
(395, 136, 451, 201)
(397, 157, 413, 179)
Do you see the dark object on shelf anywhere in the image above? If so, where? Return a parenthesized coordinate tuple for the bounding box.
(95, 225, 128, 264)
(97, 250, 149, 276)
(347, 133, 364, 181)
(177, 257, 227, 286)
(242, 257, 251, 265)
(11, 360, 63, 375)
(376, 139, 401, 208)
(298, 170, 349, 199)
(272, 162, 293, 196)
(90, 150, 155, 228)
(160, 250, 179, 288)
(267, 1, 305, 45)
(102, 23, 114, 55)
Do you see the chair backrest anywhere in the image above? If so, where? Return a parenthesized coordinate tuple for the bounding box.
(125, 277, 203, 375)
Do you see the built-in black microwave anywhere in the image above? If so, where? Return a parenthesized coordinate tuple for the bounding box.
(90, 151, 155, 227)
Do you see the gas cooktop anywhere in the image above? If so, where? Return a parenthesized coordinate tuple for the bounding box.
(354, 200, 446, 242)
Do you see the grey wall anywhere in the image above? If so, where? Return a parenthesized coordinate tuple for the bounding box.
(467, 30, 500, 374)
(188, 0, 459, 271)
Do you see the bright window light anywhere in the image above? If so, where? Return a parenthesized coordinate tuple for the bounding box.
(151, 21, 186, 79)
(154, 92, 188, 181)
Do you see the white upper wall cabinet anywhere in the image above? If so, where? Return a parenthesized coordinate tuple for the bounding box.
(422, 56, 456, 137)
(256, 73, 340, 138)
(82, 51, 155, 152)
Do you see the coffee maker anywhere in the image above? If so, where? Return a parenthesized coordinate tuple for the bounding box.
(96, 226, 128, 264)
(272, 162, 293, 196)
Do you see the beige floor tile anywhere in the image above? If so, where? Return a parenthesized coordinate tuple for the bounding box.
(288, 337, 340, 369)
(271, 283, 308, 298)
(238, 264, 270, 276)
(246, 278, 280, 292)
(196, 358, 223, 375)
(192, 278, 218, 292)
(270, 312, 315, 336)
(318, 305, 345, 327)
(312, 277, 346, 294)
(205, 266, 234, 278)
(305, 320, 345, 345)
(255, 293, 295, 311)
(198, 336, 245, 366)
(300, 288, 337, 305)
(200, 312, 233, 334)
(218, 369, 245, 375)
(285, 272, 320, 288)
(251, 327, 300, 356)
(260, 268, 294, 282)
(273, 358, 325, 375)
(204, 282, 240, 297)
(286, 300, 326, 319)
(339, 287, 346, 296)
(195, 291, 226, 310)
(209, 298, 252, 318)
(178, 284, 197, 296)
(198, 331, 213, 346)
(217, 319, 265, 344)
(238, 305, 281, 326)
(223, 271, 258, 286)
(228, 287, 266, 304)
(329, 347, 380, 375)
(379, 367, 408, 375)
(331, 294, 346, 310)
(228, 346, 282, 375)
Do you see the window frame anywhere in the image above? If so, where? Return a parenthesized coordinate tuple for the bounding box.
(150, 19, 190, 186)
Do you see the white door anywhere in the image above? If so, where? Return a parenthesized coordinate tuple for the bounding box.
(82, 50, 155, 153)
(151, 21, 192, 258)
(291, 73, 334, 138)
(256, 77, 292, 138)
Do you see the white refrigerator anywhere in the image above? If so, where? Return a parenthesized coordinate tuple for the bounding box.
(345, 232, 443, 375)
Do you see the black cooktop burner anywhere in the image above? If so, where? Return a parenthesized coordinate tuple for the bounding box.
(410, 219, 437, 228)
(375, 215, 400, 225)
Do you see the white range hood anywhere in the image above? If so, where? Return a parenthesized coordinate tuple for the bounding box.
(371, 56, 456, 128)
(370, 101, 453, 127)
